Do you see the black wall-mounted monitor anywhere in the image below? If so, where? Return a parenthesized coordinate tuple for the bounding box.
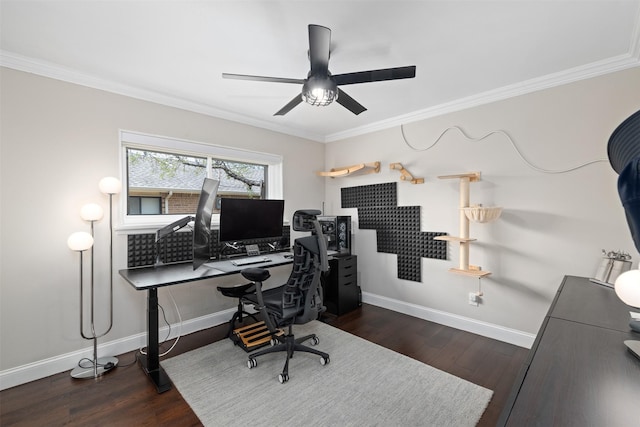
(219, 198, 285, 242)
(192, 178, 220, 270)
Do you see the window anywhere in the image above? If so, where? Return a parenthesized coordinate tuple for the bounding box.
(120, 131, 283, 229)
(128, 196, 162, 214)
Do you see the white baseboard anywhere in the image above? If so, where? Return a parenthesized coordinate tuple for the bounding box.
(362, 292, 536, 349)
(0, 308, 235, 391)
(1, 297, 535, 391)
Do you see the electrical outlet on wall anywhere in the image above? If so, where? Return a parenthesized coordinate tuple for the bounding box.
(468, 292, 479, 307)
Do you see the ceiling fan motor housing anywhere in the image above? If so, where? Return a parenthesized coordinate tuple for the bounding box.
(302, 74, 338, 106)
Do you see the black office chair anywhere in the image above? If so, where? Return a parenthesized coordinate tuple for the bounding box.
(241, 209, 330, 383)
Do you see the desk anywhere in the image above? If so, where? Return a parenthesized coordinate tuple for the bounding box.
(497, 276, 640, 426)
(119, 253, 293, 393)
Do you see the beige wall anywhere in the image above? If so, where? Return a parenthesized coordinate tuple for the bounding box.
(324, 66, 640, 338)
(0, 68, 324, 374)
(2, 64, 640, 386)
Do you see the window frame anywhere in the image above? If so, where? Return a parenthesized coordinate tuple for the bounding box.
(118, 130, 283, 232)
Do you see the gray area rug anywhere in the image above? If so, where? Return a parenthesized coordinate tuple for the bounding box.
(162, 321, 492, 426)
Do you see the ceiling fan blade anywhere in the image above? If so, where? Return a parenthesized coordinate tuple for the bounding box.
(222, 73, 305, 85)
(274, 94, 303, 116)
(336, 88, 366, 115)
(333, 66, 416, 86)
(308, 24, 331, 74)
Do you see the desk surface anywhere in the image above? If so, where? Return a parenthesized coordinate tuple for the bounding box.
(551, 276, 633, 331)
(499, 276, 640, 426)
(119, 252, 293, 290)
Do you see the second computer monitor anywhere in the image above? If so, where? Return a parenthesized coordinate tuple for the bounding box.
(219, 198, 285, 243)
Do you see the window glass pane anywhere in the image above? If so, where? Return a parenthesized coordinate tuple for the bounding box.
(127, 148, 207, 215)
(140, 197, 162, 214)
(126, 147, 268, 216)
(212, 160, 266, 203)
(128, 196, 141, 215)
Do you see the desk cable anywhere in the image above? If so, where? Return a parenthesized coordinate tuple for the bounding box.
(139, 288, 183, 357)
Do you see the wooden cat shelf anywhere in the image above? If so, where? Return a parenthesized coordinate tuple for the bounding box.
(390, 163, 424, 184)
(317, 161, 380, 178)
(434, 172, 502, 278)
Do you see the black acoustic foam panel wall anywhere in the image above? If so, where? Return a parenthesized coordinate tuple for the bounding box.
(341, 182, 396, 208)
(127, 227, 290, 268)
(341, 182, 447, 282)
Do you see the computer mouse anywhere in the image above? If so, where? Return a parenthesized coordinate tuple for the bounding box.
(630, 319, 640, 333)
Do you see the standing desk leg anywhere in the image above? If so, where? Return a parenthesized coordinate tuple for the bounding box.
(138, 287, 172, 393)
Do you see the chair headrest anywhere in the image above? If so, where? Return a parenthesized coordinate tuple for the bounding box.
(292, 209, 321, 231)
(618, 158, 640, 252)
(608, 109, 640, 251)
(608, 109, 640, 174)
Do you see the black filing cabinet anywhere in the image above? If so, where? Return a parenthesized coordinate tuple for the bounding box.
(322, 255, 360, 316)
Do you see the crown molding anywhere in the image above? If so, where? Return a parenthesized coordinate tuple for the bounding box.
(326, 3, 640, 143)
(325, 54, 640, 142)
(0, 50, 325, 142)
(2, 48, 638, 144)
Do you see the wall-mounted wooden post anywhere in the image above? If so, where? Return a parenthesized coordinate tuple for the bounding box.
(434, 172, 492, 277)
(458, 174, 471, 271)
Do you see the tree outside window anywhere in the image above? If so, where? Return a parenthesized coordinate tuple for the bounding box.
(126, 148, 266, 215)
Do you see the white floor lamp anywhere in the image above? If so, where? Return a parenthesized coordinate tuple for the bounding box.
(66, 177, 121, 379)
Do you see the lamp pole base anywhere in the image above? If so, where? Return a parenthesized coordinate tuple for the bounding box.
(70, 356, 119, 379)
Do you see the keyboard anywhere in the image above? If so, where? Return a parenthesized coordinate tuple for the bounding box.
(231, 256, 272, 266)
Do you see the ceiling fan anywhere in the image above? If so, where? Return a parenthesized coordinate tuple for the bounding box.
(222, 24, 417, 116)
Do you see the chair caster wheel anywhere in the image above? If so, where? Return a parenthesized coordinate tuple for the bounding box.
(310, 336, 320, 346)
(247, 358, 257, 369)
(278, 373, 289, 383)
(320, 356, 330, 365)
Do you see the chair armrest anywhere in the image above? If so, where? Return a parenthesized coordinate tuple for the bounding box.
(240, 267, 270, 312)
(241, 267, 271, 282)
(216, 282, 255, 298)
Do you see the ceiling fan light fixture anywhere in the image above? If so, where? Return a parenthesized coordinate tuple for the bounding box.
(304, 88, 337, 106)
(302, 76, 338, 107)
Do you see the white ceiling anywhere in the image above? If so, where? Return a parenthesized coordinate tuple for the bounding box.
(2, 1, 639, 142)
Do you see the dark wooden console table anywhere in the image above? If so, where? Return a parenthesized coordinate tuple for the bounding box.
(498, 275, 640, 426)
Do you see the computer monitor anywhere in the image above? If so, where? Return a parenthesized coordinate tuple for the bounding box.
(192, 178, 220, 270)
(219, 198, 284, 243)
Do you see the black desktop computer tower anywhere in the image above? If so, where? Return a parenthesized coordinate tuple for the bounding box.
(317, 216, 351, 255)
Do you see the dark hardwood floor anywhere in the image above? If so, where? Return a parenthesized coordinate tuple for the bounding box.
(0, 304, 528, 426)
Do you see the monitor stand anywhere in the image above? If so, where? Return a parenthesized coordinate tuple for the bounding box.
(246, 244, 260, 257)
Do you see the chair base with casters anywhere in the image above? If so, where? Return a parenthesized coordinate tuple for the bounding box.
(216, 282, 258, 342)
(240, 210, 331, 383)
(242, 267, 330, 383)
(247, 322, 329, 384)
